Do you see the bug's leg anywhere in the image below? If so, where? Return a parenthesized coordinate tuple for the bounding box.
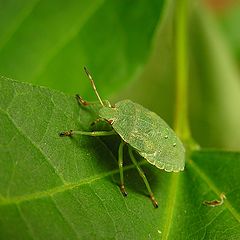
(128, 147, 158, 208)
(118, 141, 127, 196)
(91, 118, 106, 126)
(91, 118, 102, 126)
(75, 94, 90, 106)
(91, 118, 114, 126)
(59, 130, 116, 137)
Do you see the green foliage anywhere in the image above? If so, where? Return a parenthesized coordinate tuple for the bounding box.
(1, 78, 240, 239)
(0, 0, 164, 97)
(218, 5, 240, 62)
(189, 6, 240, 150)
(0, 0, 240, 239)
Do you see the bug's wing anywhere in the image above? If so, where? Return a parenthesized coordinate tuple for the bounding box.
(112, 100, 185, 172)
(125, 121, 185, 172)
(137, 131, 185, 172)
(133, 114, 185, 172)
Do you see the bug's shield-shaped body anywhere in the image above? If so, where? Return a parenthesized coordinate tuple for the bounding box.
(99, 100, 185, 172)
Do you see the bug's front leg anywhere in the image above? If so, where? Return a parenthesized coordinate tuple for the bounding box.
(128, 147, 158, 208)
(59, 130, 116, 137)
(75, 94, 90, 106)
(91, 118, 114, 127)
(91, 118, 102, 126)
(118, 141, 127, 196)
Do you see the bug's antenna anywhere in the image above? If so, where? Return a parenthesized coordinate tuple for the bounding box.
(84, 67, 104, 107)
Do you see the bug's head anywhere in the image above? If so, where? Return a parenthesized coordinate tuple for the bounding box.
(99, 106, 117, 123)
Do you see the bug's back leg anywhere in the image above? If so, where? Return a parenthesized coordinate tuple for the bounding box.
(128, 147, 158, 208)
(118, 141, 127, 196)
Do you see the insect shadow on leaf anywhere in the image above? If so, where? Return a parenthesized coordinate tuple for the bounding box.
(59, 67, 186, 208)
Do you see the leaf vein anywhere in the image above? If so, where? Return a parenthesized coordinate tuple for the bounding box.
(16, 204, 36, 240)
(89, 184, 118, 236)
(50, 196, 80, 239)
(68, 191, 96, 235)
(0, 108, 66, 184)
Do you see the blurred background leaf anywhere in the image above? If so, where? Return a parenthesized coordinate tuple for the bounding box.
(217, 5, 240, 64)
(0, 0, 164, 99)
(189, 3, 240, 150)
(203, 0, 240, 64)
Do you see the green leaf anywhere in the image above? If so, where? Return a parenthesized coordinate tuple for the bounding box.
(218, 5, 240, 63)
(0, 0, 165, 97)
(189, 5, 240, 150)
(1, 78, 240, 239)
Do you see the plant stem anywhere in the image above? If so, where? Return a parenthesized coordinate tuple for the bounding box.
(174, 0, 191, 143)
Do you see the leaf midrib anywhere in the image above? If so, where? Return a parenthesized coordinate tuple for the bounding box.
(0, 160, 146, 206)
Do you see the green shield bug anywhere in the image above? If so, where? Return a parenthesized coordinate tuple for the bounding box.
(60, 67, 185, 208)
